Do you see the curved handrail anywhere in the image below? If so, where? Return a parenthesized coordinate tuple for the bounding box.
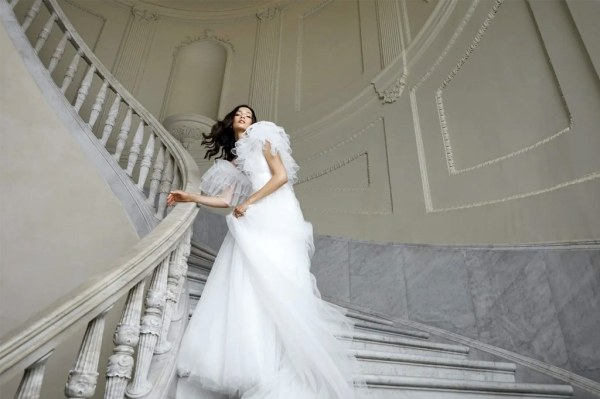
(1, 0, 202, 396)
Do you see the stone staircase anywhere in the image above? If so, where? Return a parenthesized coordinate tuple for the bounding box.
(185, 241, 574, 399)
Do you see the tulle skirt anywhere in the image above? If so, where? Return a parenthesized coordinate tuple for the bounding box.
(176, 186, 363, 398)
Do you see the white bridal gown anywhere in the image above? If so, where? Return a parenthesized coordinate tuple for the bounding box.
(176, 121, 364, 399)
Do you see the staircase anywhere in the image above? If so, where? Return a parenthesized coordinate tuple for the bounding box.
(0, 0, 586, 398)
(187, 241, 574, 399)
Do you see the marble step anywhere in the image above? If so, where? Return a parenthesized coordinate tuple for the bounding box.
(346, 331, 470, 359)
(353, 349, 515, 383)
(354, 320, 429, 340)
(360, 375, 573, 398)
(345, 309, 396, 327)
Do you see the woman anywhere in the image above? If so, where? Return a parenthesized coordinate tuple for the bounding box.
(168, 105, 364, 399)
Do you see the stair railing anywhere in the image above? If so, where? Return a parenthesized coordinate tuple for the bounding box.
(0, 0, 201, 397)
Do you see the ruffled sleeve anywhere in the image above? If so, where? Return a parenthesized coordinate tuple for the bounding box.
(234, 121, 299, 184)
(199, 160, 252, 206)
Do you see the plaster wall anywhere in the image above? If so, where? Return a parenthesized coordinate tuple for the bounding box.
(0, 21, 139, 339)
(54, 0, 600, 245)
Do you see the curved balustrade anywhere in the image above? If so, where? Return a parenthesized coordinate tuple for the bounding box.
(0, 0, 202, 397)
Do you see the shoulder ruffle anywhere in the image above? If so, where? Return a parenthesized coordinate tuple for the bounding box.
(234, 121, 299, 184)
(199, 160, 252, 206)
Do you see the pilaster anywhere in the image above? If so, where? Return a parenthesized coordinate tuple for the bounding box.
(248, 8, 282, 121)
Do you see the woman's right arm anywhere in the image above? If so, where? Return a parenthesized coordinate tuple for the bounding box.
(167, 190, 230, 208)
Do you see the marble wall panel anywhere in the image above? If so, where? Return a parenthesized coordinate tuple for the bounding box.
(349, 242, 408, 318)
(192, 208, 228, 252)
(465, 250, 541, 340)
(467, 250, 570, 367)
(403, 247, 478, 338)
(544, 250, 600, 373)
(311, 236, 351, 301)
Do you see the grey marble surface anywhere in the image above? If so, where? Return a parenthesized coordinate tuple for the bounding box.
(312, 236, 351, 301)
(404, 247, 478, 338)
(349, 242, 408, 318)
(192, 207, 228, 252)
(310, 237, 600, 383)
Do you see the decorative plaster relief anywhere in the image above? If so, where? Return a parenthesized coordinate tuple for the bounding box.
(409, 0, 599, 213)
(172, 30, 234, 57)
(249, 7, 282, 121)
(373, 74, 407, 104)
(131, 5, 158, 23)
(435, 0, 573, 175)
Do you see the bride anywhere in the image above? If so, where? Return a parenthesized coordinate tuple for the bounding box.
(167, 105, 364, 399)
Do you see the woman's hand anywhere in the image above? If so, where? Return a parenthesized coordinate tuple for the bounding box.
(233, 202, 250, 218)
(167, 190, 193, 207)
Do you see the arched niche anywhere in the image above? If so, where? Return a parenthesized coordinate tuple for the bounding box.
(163, 33, 232, 121)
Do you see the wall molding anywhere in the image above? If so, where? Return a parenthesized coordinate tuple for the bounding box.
(292, 0, 456, 142)
(298, 116, 383, 163)
(110, 0, 296, 22)
(296, 151, 369, 186)
(249, 7, 283, 121)
(295, 117, 394, 215)
(435, 0, 573, 175)
(409, 0, 599, 213)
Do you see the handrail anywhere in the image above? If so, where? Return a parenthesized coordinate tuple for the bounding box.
(1, 0, 202, 397)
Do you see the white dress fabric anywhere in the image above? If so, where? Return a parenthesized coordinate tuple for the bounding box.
(176, 121, 364, 399)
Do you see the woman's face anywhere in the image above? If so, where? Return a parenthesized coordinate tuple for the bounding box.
(232, 107, 254, 135)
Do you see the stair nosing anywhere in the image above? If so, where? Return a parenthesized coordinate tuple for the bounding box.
(360, 374, 573, 395)
(352, 349, 516, 372)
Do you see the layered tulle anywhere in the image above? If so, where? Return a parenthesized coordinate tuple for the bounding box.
(200, 159, 253, 206)
(176, 121, 365, 398)
(234, 121, 299, 186)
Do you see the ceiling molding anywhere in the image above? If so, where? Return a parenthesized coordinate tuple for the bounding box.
(110, 0, 298, 22)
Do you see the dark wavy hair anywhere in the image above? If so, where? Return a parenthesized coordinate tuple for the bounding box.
(201, 105, 257, 161)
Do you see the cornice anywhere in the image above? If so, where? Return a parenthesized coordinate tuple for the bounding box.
(109, 0, 298, 22)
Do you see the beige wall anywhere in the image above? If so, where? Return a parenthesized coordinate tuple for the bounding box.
(59, 0, 600, 244)
(0, 21, 139, 339)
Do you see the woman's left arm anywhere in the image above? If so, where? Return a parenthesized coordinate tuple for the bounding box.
(233, 141, 287, 218)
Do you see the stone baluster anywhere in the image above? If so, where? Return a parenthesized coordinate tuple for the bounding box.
(34, 12, 57, 53)
(113, 107, 132, 161)
(14, 351, 53, 399)
(154, 244, 183, 354)
(10, 0, 21, 9)
(88, 81, 108, 128)
(156, 154, 174, 219)
(74, 65, 96, 112)
(126, 257, 170, 397)
(22, 0, 43, 33)
(147, 144, 164, 205)
(171, 229, 192, 323)
(126, 120, 145, 176)
(64, 310, 109, 399)
(171, 165, 181, 192)
(61, 49, 83, 94)
(48, 31, 70, 74)
(136, 132, 154, 189)
(100, 94, 121, 146)
(104, 281, 145, 399)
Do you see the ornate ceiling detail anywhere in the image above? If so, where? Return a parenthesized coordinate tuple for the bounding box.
(173, 29, 234, 57)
